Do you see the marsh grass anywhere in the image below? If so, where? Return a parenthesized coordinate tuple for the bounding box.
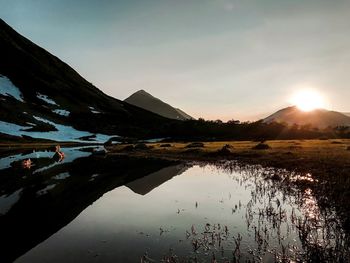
(108, 139, 350, 247)
(140, 162, 350, 262)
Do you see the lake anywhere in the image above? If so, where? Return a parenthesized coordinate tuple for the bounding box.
(0, 146, 348, 262)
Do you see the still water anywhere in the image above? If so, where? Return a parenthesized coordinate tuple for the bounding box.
(0, 147, 348, 262)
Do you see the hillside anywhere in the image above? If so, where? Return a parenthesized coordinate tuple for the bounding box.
(263, 106, 350, 128)
(125, 90, 193, 120)
(0, 19, 173, 142)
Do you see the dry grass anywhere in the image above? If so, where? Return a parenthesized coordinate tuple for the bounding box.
(107, 139, 350, 168)
(107, 139, 350, 195)
(108, 139, 350, 232)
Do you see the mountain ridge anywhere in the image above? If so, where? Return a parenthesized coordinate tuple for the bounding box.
(0, 18, 176, 141)
(263, 106, 350, 128)
(125, 89, 193, 121)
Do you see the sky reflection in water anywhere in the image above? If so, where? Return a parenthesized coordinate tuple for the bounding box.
(11, 162, 342, 263)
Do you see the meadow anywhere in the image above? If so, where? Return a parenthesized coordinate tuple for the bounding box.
(109, 139, 350, 234)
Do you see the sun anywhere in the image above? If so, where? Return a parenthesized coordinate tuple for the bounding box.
(290, 89, 326, 112)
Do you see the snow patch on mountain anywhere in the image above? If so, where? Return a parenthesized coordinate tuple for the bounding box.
(0, 117, 119, 143)
(89, 106, 101, 114)
(37, 93, 58, 106)
(0, 121, 32, 134)
(26, 122, 37, 126)
(0, 75, 24, 102)
(53, 109, 70, 117)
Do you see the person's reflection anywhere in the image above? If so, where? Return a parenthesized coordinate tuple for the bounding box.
(21, 145, 65, 169)
(22, 158, 32, 169)
(52, 145, 65, 162)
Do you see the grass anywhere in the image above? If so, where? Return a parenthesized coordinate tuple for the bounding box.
(107, 139, 350, 232)
(2, 139, 349, 175)
(107, 139, 350, 168)
(107, 139, 350, 185)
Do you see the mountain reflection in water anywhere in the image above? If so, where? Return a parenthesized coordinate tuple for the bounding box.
(0, 146, 181, 263)
(0, 147, 348, 262)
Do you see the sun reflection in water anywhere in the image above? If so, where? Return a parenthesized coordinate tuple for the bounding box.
(302, 188, 319, 221)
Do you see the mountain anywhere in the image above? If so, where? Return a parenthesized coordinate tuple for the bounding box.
(343, 112, 350, 117)
(263, 106, 350, 128)
(126, 164, 188, 195)
(124, 90, 193, 120)
(0, 19, 174, 142)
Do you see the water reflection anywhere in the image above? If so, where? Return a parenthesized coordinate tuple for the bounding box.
(126, 164, 189, 195)
(0, 146, 180, 263)
(0, 146, 92, 172)
(0, 189, 22, 215)
(0, 149, 348, 262)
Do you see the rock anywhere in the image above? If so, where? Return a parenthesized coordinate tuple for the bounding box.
(185, 142, 204, 148)
(223, 144, 233, 149)
(252, 143, 270, 150)
(215, 144, 234, 155)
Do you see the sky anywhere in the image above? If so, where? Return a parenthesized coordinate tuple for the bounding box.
(1, 0, 349, 121)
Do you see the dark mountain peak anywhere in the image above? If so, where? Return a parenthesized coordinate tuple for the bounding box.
(129, 89, 157, 99)
(0, 19, 171, 141)
(125, 90, 193, 121)
(135, 89, 150, 95)
(0, 18, 12, 30)
(263, 106, 350, 128)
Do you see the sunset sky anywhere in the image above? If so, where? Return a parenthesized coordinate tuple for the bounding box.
(1, 0, 349, 121)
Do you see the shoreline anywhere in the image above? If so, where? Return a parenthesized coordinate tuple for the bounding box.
(106, 139, 350, 176)
(1, 139, 349, 176)
(1, 139, 350, 231)
(107, 139, 350, 231)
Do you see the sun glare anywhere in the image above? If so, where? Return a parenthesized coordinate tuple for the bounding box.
(291, 89, 325, 112)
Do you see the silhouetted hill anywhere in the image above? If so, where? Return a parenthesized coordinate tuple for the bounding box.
(0, 19, 173, 142)
(125, 90, 193, 120)
(126, 164, 188, 195)
(263, 106, 350, 128)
